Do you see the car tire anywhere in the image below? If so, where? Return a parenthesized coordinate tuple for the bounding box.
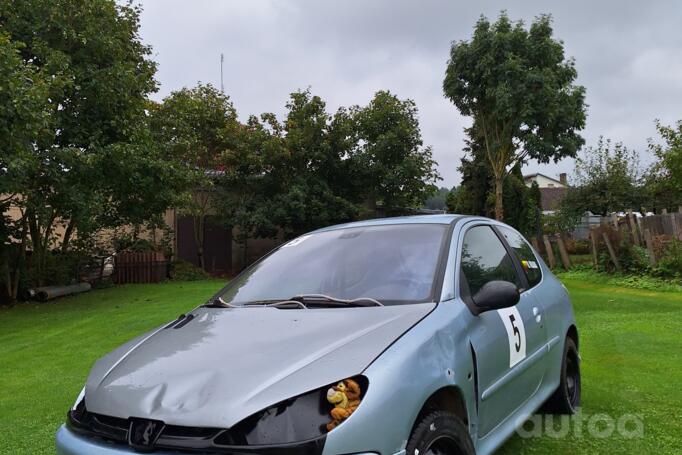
(542, 337, 581, 414)
(406, 411, 475, 455)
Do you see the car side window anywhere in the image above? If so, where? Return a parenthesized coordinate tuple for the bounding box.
(460, 225, 522, 297)
(498, 226, 543, 288)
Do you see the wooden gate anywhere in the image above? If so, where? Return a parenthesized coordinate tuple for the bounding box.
(114, 251, 168, 284)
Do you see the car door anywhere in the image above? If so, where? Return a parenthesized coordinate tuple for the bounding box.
(458, 223, 548, 437)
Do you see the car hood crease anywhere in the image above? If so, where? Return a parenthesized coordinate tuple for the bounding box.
(85, 303, 435, 428)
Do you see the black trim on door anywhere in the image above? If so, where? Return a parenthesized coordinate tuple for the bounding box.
(491, 225, 530, 292)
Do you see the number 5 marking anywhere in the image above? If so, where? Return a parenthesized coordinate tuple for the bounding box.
(509, 314, 521, 352)
(497, 307, 527, 368)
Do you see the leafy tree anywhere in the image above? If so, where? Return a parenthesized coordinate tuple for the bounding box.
(424, 187, 451, 211)
(215, 113, 284, 264)
(215, 89, 442, 246)
(527, 181, 543, 237)
(444, 12, 586, 220)
(450, 130, 493, 217)
(445, 187, 459, 213)
(502, 165, 538, 236)
(0, 31, 54, 300)
(560, 137, 642, 217)
(644, 120, 682, 212)
(450, 128, 541, 235)
(0, 0, 187, 289)
(267, 90, 359, 237)
(150, 84, 241, 269)
(351, 91, 441, 213)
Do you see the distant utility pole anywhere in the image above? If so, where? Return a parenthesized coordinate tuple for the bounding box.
(220, 53, 224, 93)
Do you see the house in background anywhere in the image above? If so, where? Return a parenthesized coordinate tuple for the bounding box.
(523, 172, 568, 214)
(523, 172, 568, 189)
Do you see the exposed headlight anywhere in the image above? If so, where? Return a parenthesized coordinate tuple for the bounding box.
(214, 376, 367, 446)
(71, 386, 86, 411)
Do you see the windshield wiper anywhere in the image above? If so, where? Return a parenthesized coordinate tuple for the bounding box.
(203, 296, 237, 308)
(238, 295, 384, 309)
(244, 299, 309, 309)
(290, 294, 384, 307)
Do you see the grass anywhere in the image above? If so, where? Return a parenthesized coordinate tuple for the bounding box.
(0, 280, 224, 455)
(1, 277, 681, 454)
(498, 276, 682, 454)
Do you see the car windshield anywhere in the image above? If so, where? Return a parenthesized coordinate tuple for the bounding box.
(218, 223, 448, 306)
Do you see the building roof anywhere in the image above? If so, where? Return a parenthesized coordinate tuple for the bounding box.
(523, 172, 565, 186)
(539, 187, 568, 211)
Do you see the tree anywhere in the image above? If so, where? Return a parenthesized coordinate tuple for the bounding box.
(150, 84, 241, 269)
(559, 137, 641, 218)
(644, 120, 682, 212)
(444, 12, 586, 220)
(502, 165, 539, 236)
(0, 31, 54, 300)
(527, 181, 543, 237)
(215, 113, 284, 265)
(449, 127, 540, 235)
(1, 0, 186, 291)
(445, 187, 459, 213)
(450, 130, 494, 217)
(267, 90, 359, 237)
(424, 187, 451, 211)
(351, 91, 441, 213)
(215, 89, 442, 245)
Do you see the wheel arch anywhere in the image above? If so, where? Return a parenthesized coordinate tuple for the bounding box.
(411, 385, 469, 432)
(567, 324, 579, 350)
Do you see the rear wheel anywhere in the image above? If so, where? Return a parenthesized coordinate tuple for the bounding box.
(406, 411, 474, 455)
(542, 337, 581, 414)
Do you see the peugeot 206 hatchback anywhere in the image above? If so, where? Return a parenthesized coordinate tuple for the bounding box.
(56, 215, 580, 455)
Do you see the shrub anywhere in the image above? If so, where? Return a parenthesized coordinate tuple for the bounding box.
(598, 237, 649, 274)
(620, 244, 650, 274)
(566, 239, 590, 255)
(169, 260, 210, 281)
(653, 240, 682, 279)
(557, 269, 682, 292)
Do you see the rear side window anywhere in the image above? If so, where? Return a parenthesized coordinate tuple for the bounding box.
(460, 225, 522, 296)
(498, 226, 542, 288)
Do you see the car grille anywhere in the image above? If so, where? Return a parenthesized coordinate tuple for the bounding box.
(67, 401, 325, 454)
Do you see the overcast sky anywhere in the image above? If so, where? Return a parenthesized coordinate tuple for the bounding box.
(137, 0, 682, 187)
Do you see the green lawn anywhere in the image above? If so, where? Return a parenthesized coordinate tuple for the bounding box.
(1, 277, 681, 454)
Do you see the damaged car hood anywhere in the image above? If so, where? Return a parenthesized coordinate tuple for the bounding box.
(84, 303, 435, 428)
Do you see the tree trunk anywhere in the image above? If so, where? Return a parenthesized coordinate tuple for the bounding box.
(197, 245, 205, 271)
(242, 237, 248, 271)
(6, 216, 28, 302)
(61, 220, 75, 253)
(193, 215, 205, 271)
(26, 210, 45, 286)
(494, 173, 504, 221)
(4, 268, 12, 302)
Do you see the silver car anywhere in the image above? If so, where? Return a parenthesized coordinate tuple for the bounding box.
(56, 215, 580, 455)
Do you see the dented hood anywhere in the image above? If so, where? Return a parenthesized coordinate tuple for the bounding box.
(84, 303, 434, 428)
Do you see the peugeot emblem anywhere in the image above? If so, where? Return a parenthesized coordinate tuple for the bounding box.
(128, 418, 165, 451)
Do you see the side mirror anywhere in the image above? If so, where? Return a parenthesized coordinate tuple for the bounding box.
(472, 280, 520, 314)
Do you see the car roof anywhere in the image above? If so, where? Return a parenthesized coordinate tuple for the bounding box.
(311, 214, 470, 233)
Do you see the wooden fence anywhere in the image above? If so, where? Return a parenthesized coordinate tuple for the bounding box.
(640, 211, 682, 239)
(531, 234, 573, 270)
(531, 208, 682, 271)
(114, 251, 168, 284)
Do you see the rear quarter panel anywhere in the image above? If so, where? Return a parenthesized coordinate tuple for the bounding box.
(534, 261, 578, 392)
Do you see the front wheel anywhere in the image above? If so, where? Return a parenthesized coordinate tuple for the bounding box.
(406, 411, 474, 455)
(542, 337, 581, 414)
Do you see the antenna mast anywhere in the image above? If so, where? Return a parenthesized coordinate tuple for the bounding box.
(220, 53, 225, 93)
